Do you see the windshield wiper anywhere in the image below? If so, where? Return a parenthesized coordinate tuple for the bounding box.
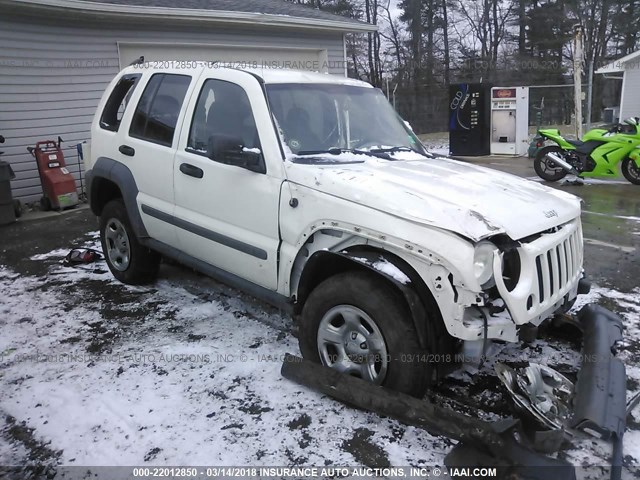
(297, 147, 392, 160)
(296, 148, 342, 155)
(367, 146, 425, 155)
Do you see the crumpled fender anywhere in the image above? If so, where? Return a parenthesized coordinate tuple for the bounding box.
(333, 250, 432, 351)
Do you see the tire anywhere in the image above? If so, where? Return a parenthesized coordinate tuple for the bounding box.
(622, 158, 640, 185)
(39, 196, 51, 212)
(299, 270, 434, 397)
(99, 199, 160, 284)
(534, 146, 569, 181)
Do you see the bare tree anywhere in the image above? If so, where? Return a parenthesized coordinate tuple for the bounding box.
(441, 0, 451, 86)
(453, 0, 515, 74)
(378, 0, 406, 83)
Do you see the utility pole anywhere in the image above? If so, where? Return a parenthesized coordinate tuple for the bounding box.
(392, 83, 398, 110)
(573, 25, 584, 139)
(586, 57, 594, 131)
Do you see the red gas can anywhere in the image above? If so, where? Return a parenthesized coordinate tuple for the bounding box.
(29, 139, 79, 210)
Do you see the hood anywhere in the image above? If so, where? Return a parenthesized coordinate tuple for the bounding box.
(284, 153, 581, 242)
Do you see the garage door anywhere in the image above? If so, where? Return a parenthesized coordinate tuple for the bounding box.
(118, 43, 328, 73)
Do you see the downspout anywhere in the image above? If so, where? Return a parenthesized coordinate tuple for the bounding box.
(342, 33, 348, 77)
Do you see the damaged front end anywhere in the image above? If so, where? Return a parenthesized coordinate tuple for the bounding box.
(457, 218, 586, 345)
(281, 303, 629, 480)
(493, 218, 585, 328)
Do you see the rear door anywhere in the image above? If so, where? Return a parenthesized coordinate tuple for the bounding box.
(172, 70, 283, 290)
(120, 71, 198, 247)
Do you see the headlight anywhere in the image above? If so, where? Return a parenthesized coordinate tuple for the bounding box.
(474, 241, 498, 287)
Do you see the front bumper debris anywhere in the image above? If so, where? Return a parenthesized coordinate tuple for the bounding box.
(496, 362, 574, 432)
(570, 304, 626, 439)
(496, 304, 626, 441)
(281, 354, 575, 480)
(281, 304, 627, 480)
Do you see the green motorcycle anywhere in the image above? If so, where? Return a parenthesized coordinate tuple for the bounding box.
(534, 117, 640, 185)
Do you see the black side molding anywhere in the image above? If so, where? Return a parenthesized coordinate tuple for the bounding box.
(141, 204, 268, 260)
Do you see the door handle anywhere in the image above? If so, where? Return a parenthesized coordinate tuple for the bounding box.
(119, 145, 135, 156)
(179, 163, 204, 179)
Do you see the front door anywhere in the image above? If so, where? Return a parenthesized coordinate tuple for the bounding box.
(173, 70, 283, 290)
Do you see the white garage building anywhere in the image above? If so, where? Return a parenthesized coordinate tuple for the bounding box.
(0, 0, 375, 201)
(596, 49, 640, 123)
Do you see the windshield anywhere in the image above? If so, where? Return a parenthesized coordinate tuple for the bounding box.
(265, 83, 426, 159)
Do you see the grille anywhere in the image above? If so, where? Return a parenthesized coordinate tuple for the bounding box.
(534, 224, 582, 304)
(495, 218, 583, 326)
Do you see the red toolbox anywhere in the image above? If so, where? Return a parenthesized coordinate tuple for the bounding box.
(28, 138, 79, 211)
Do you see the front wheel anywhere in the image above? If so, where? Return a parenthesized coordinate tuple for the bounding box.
(622, 158, 640, 185)
(99, 199, 160, 284)
(534, 146, 569, 181)
(298, 271, 436, 397)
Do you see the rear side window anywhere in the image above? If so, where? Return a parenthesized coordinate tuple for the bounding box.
(100, 73, 141, 131)
(129, 73, 191, 147)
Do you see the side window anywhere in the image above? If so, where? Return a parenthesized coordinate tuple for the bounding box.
(129, 73, 191, 147)
(187, 79, 261, 157)
(99, 74, 141, 132)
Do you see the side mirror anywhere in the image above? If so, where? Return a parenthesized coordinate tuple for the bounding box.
(207, 134, 264, 173)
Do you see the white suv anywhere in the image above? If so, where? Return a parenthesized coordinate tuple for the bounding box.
(87, 64, 586, 397)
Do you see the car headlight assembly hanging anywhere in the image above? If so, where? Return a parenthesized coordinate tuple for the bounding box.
(474, 240, 498, 288)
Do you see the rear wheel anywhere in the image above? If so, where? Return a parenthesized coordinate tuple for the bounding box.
(622, 158, 640, 185)
(299, 270, 435, 397)
(100, 199, 160, 284)
(534, 146, 569, 181)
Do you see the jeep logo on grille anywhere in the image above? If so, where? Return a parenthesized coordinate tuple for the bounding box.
(544, 209, 558, 218)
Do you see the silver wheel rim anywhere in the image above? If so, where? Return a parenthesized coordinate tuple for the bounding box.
(317, 305, 389, 384)
(104, 218, 130, 271)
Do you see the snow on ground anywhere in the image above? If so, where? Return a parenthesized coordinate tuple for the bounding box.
(1, 232, 640, 478)
(419, 135, 449, 158)
(428, 149, 450, 158)
(0, 235, 450, 471)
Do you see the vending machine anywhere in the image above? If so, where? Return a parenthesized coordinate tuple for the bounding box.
(448, 83, 491, 156)
(490, 87, 529, 156)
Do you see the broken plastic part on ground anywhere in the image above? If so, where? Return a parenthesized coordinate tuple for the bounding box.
(282, 302, 628, 480)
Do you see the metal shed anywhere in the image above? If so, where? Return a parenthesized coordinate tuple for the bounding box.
(596, 49, 640, 124)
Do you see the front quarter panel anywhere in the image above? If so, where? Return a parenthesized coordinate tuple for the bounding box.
(278, 182, 478, 291)
(276, 181, 489, 342)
